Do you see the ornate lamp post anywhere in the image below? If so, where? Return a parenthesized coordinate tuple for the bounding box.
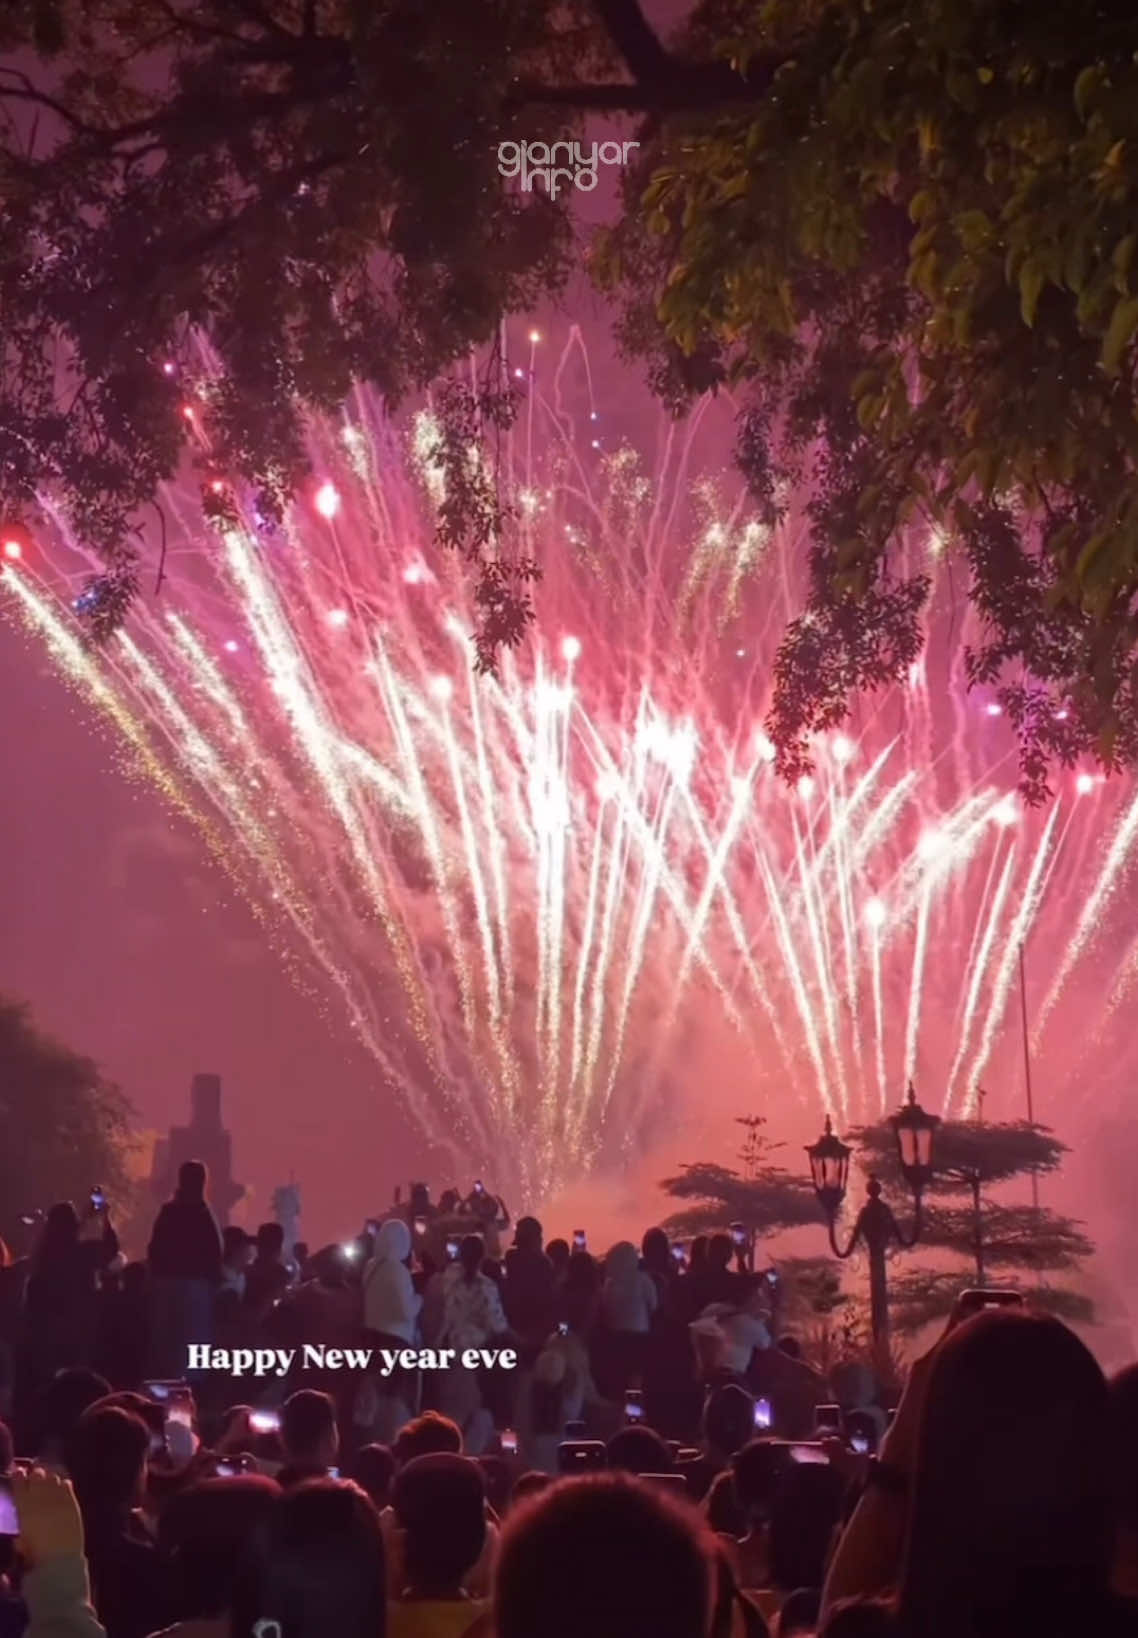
(806, 1083, 940, 1342)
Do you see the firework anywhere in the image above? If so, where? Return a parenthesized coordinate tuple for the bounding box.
(4, 343, 1136, 1200)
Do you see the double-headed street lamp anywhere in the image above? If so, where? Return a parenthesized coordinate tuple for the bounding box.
(805, 1082, 940, 1343)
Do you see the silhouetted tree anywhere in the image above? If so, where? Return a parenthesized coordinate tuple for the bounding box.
(850, 1116, 1094, 1332)
(661, 1114, 819, 1241)
(8, 1, 1138, 792)
(0, 995, 136, 1249)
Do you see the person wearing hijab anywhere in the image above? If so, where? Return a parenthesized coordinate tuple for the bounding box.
(363, 1220, 422, 1345)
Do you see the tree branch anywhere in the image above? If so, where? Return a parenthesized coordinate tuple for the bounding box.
(589, 0, 674, 83)
(509, 57, 783, 114)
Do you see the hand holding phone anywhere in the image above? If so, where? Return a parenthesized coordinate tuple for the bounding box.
(5, 1469, 86, 1559)
(573, 1229, 586, 1250)
(249, 1410, 280, 1434)
(624, 1388, 643, 1423)
(753, 1396, 772, 1431)
(500, 1428, 518, 1456)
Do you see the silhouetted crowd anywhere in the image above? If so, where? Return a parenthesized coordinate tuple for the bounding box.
(1, 1161, 1137, 1637)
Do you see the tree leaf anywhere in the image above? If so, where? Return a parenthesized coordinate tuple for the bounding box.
(1019, 261, 1044, 326)
(1101, 295, 1138, 375)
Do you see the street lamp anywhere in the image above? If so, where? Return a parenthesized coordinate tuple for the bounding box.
(806, 1082, 940, 1342)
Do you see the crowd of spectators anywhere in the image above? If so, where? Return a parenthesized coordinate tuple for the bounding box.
(0, 1163, 1136, 1637)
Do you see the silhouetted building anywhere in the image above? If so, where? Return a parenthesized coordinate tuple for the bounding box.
(151, 1073, 245, 1226)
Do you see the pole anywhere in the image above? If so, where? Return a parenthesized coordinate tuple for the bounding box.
(867, 1230, 889, 1344)
(1018, 941, 1039, 1211)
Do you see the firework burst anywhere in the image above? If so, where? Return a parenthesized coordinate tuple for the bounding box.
(4, 345, 1136, 1200)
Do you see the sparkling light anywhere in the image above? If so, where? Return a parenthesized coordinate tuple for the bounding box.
(985, 702, 1002, 718)
(11, 380, 1138, 1197)
(314, 482, 341, 519)
(3, 540, 22, 561)
(919, 828, 948, 861)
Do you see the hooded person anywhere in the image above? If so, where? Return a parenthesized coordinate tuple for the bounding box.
(363, 1219, 422, 1345)
(600, 1243, 658, 1335)
(359, 1219, 423, 1446)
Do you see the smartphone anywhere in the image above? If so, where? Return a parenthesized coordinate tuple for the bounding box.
(473, 1180, 485, 1195)
(0, 1479, 18, 1537)
(166, 1396, 194, 1431)
(850, 1433, 870, 1454)
(573, 1229, 586, 1250)
(249, 1409, 280, 1434)
(90, 1186, 106, 1212)
(753, 1396, 772, 1431)
(144, 1379, 190, 1403)
(624, 1388, 644, 1424)
(814, 1403, 842, 1434)
(671, 1244, 685, 1263)
(765, 1269, 780, 1288)
(446, 1240, 459, 1260)
(413, 1216, 427, 1237)
(730, 1221, 747, 1246)
(557, 1440, 606, 1474)
(956, 1288, 1023, 1315)
(501, 1428, 518, 1456)
(789, 1442, 830, 1464)
(328, 1466, 340, 1479)
(215, 1456, 253, 1476)
(558, 1321, 568, 1337)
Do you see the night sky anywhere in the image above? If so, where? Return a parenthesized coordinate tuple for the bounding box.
(0, 612, 425, 1244)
